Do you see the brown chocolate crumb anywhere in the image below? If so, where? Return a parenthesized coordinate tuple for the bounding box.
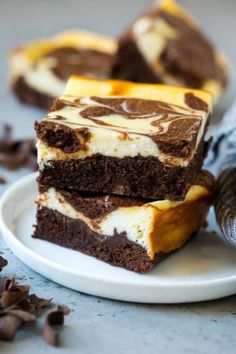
(0, 315, 22, 341)
(0, 256, 7, 271)
(0, 278, 52, 341)
(0, 176, 7, 184)
(57, 305, 70, 315)
(0, 276, 70, 346)
(0, 124, 37, 171)
(43, 305, 69, 346)
(35, 121, 90, 153)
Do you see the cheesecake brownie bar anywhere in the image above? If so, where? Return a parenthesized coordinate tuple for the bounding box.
(36, 77, 212, 200)
(10, 30, 117, 109)
(33, 171, 215, 273)
(115, 0, 228, 101)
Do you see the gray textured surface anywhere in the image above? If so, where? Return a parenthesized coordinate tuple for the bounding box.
(0, 0, 236, 353)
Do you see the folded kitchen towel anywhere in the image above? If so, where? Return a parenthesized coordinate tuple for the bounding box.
(213, 102, 236, 246)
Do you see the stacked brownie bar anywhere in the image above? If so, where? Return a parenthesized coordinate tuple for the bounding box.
(33, 76, 215, 272)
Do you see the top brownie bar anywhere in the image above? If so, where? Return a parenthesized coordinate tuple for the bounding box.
(36, 76, 212, 200)
(10, 30, 117, 109)
(115, 0, 228, 101)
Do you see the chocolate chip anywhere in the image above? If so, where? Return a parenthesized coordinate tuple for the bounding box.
(0, 278, 52, 342)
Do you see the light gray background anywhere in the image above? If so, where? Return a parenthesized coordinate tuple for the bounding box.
(0, 1, 236, 353)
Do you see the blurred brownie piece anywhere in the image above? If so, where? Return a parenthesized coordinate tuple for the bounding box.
(33, 170, 215, 273)
(115, 0, 228, 101)
(35, 76, 212, 200)
(0, 124, 37, 171)
(10, 30, 117, 109)
(0, 256, 7, 271)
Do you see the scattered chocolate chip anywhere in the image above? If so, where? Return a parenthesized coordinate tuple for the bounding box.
(0, 278, 52, 342)
(0, 124, 12, 142)
(57, 304, 70, 315)
(0, 277, 69, 346)
(1, 278, 29, 308)
(28, 293, 52, 312)
(0, 124, 37, 171)
(1, 307, 36, 322)
(0, 256, 7, 271)
(0, 176, 7, 184)
(43, 305, 68, 346)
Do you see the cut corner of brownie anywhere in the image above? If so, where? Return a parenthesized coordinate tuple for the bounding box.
(33, 207, 157, 273)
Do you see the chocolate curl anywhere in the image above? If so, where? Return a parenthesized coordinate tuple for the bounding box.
(43, 305, 69, 346)
(0, 176, 7, 184)
(0, 256, 7, 271)
(0, 307, 36, 341)
(0, 315, 22, 341)
(0, 278, 52, 341)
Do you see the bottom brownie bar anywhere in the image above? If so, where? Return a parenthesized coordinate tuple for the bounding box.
(34, 206, 163, 272)
(33, 171, 215, 273)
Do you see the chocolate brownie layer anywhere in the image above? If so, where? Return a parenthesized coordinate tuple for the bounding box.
(56, 170, 215, 219)
(38, 138, 209, 200)
(33, 206, 158, 273)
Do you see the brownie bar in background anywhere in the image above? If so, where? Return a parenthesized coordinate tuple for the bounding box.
(114, 0, 228, 101)
(10, 30, 117, 109)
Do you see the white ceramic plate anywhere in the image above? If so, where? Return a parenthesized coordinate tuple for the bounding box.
(0, 173, 236, 303)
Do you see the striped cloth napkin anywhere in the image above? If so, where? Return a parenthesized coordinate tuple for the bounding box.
(212, 102, 236, 246)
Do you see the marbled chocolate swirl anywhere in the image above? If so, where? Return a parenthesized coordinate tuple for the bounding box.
(49, 94, 207, 140)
